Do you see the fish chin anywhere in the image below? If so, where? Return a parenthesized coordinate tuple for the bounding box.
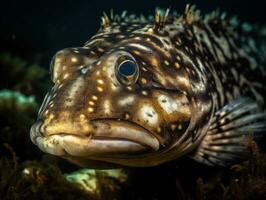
(30, 119, 160, 163)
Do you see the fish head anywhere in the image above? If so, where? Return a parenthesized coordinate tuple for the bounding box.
(30, 25, 192, 167)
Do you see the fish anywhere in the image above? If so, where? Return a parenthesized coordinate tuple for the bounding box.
(30, 5, 266, 167)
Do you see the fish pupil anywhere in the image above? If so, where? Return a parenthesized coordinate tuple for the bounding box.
(118, 60, 137, 77)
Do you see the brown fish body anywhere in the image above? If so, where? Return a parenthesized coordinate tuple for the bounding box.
(30, 6, 266, 167)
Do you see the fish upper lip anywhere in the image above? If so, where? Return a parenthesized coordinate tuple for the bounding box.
(30, 118, 160, 157)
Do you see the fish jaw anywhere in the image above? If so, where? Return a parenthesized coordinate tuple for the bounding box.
(30, 118, 160, 162)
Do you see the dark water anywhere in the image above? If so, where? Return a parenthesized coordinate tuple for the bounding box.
(0, 1, 266, 200)
(1, 0, 266, 67)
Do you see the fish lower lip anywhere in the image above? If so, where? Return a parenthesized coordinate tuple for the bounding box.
(90, 119, 160, 150)
(34, 134, 151, 157)
(30, 119, 160, 157)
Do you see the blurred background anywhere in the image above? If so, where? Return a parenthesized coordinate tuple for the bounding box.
(1, 0, 266, 68)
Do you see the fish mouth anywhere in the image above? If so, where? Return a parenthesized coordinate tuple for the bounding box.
(30, 119, 160, 159)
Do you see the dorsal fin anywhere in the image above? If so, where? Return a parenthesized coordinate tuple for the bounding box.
(101, 12, 110, 29)
(153, 8, 171, 31)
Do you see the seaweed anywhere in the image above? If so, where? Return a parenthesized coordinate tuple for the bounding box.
(0, 90, 38, 160)
(195, 140, 266, 200)
(0, 144, 130, 200)
(0, 52, 50, 102)
(0, 144, 95, 200)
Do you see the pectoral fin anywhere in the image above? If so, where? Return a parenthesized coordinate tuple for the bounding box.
(191, 97, 266, 167)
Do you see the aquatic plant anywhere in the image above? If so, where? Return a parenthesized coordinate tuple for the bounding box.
(195, 140, 266, 200)
(65, 168, 130, 199)
(0, 52, 49, 101)
(0, 90, 38, 160)
(0, 144, 95, 200)
(0, 52, 49, 160)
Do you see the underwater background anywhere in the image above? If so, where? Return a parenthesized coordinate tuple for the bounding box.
(1, 0, 266, 199)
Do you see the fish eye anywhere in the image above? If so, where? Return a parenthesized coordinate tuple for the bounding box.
(116, 57, 139, 86)
(118, 60, 137, 76)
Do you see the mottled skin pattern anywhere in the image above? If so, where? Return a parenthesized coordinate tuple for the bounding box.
(30, 6, 266, 167)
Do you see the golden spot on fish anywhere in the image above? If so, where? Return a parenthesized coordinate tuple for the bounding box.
(142, 91, 148, 96)
(175, 62, 180, 69)
(97, 47, 104, 52)
(142, 67, 148, 71)
(71, 57, 78, 62)
(48, 114, 55, 120)
(89, 101, 95, 106)
(126, 86, 133, 91)
(92, 96, 98, 101)
(96, 61, 102, 66)
(96, 71, 101, 76)
(78, 65, 84, 70)
(141, 78, 147, 84)
(178, 124, 182, 130)
(88, 107, 94, 113)
(48, 101, 54, 108)
(150, 57, 159, 67)
(97, 86, 104, 92)
(164, 60, 170, 66)
(63, 73, 69, 79)
(52, 93, 57, 98)
(97, 79, 104, 85)
(44, 110, 49, 116)
(147, 28, 153, 33)
(58, 84, 64, 89)
(62, 65, 67, 71)
(157, 127, 161, 133)
(103, 99, 112, 114)
(133, 50, 141, 56)
(171, 124, 177, 131)
(79, 114, 86, 121)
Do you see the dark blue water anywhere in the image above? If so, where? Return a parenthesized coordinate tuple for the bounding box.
(1, 0, 265, 67)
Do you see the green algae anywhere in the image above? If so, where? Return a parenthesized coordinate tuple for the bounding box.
(0, 52, 49, 101)
(0, 145, 95, 200)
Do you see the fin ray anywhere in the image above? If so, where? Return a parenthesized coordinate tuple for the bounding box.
(191, 97, 266, 167)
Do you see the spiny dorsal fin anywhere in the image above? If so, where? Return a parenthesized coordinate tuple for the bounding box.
(204, 8, 220, 23)
(153, 8, 171, 31)
(101, 12, 110, 29)
(183, 4, 201, 24)
(99, 6, 260, 34)
(120, 10, 127, 19)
